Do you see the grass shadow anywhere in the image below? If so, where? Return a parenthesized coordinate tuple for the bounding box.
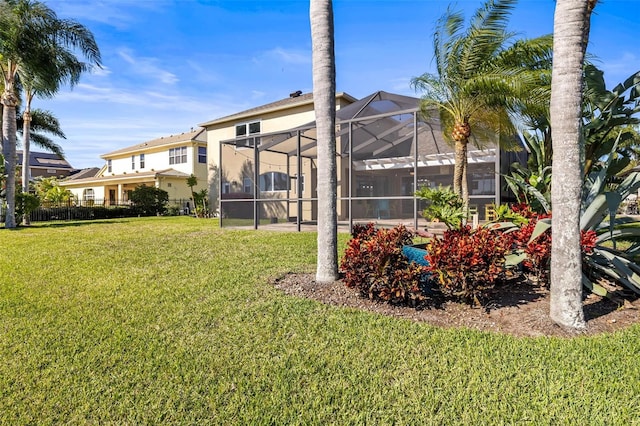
(2, 219, 132, 230)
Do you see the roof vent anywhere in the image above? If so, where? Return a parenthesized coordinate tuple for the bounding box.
(289, 90, 302, 98)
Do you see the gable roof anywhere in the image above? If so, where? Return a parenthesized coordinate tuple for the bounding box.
(101, 127, 206, 158)
(66, 167, 102, 181)
(61, 168, 190, 186)
(199, 91, 357, 127)
(17, 151, 74, 170)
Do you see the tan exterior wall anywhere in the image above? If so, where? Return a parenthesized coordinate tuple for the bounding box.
(205, 94, 356, 218)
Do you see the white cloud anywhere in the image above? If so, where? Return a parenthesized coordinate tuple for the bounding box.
(117, 48, 179, 85)
(90, 65, 112, 77)
(255, 47, 311, 65)
(48, 0, 168, 30)
(186, 60, 221, 84)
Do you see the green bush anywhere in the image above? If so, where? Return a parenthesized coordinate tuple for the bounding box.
(16, 192, 40, 223)
(415, 185, 465, 230)
(130, 185, 169, 216)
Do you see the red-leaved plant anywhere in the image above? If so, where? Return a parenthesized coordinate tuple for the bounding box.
(425, 225, 513, 305)
(507, 204, 598, 285)
(340, 223, 428, 306)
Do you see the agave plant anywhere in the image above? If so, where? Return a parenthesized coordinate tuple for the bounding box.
(506, 65, 640, 214)
(502, 142, 640, 297)
(579, 138, 640, 297)
(503, 131, 551, 213)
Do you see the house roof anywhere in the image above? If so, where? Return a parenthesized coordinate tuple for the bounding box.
(219, 90, 502, 165)
(198, 91, 357, 127)
(101, 127, 206, 158)
(17, 151, 74, 170)
(61, 168, 190, 186)
(66, 167, 102, 181)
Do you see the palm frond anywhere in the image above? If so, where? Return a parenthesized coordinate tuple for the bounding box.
(457, 0, 516, 77)
(25, 108, 66, 138)
(27, 132, 63, 157)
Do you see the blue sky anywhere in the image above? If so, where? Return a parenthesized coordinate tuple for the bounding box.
(36, 0, 639, 169)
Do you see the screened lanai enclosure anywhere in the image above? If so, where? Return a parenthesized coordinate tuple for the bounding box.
(219, 91, 523, 230)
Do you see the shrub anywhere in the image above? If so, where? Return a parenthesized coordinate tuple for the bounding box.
(415, 185, 465, 230)
(130, 185, 169, 216)
(16, 192, 40, 223)
(340, 223, 429, 306)
(425, 225, 513, 305)
(166, 204, 183, 216)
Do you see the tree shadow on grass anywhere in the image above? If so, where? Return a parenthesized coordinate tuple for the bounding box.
(3, 219, 130, 230)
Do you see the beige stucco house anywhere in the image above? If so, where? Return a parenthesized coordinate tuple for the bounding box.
(199, 91, 357, 222)
(61, 128, 208, 206)
(199, 90, 523, 230)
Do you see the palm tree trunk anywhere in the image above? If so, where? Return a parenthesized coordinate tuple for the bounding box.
(453, 138, 469, 211)
(461, 153, 469, 213)
(21, 110, 32, 226)
(2, 87, 18, 229)
(549, 0, 595, 329)
(311, 0, 338, 283)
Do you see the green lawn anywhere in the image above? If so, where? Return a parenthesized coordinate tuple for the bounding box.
(0, 217, 638, 424)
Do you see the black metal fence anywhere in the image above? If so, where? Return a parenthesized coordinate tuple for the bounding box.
(1, 199, 194, 224)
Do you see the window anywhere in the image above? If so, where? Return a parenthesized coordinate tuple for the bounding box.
(222, 182, 230, 194)
(243, 177, 252, 194)
(83, 188, 95, 201)
(140, 153, 145, 169)
(107, 159, 112, 173)
(259, 172, 289, 192)
(300, 174, 305, 194)
(131, 155, 135, 170)
(198, 146, 206, 164)
(169, 147, 187, 164)
(235, 120, 261, 148)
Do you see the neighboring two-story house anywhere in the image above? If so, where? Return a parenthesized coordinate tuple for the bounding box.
(18, 150, 75, 179)
(61, 128, 208, 206)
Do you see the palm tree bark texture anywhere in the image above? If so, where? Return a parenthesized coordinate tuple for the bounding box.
(549, 0, 597, 329)
(1, 87, 19, 228)
(310, 0, 338, 283)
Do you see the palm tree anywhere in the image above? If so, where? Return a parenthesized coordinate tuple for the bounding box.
(19, 105, 67, 225)
(186, 174, 197, 216)
(411, 0, 553, 210)
(310, 0, 338, 283)
(549, 0, 598, 330)
(17, 108, 66, 156)
(0, 0, 100, 228)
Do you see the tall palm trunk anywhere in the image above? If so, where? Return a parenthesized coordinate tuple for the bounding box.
(21, 108, 32, 225)
(453, 139, 469, 211)
(310, 0, 338, 283)
(452, 119, 471, 210)
(2, 76, 18, 229)
(549, 0, 596, 329)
